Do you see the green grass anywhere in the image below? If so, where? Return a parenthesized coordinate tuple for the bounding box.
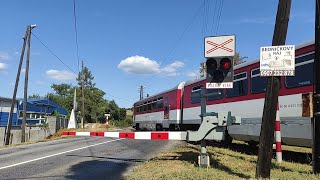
(125, 141, 320, 180)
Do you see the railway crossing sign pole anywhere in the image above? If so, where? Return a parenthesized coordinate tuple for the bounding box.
(197, 34, 236, 167)
(256, 0, 292, 179)
(199, 87, 209, 167)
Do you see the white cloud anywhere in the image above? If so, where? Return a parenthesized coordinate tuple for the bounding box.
(46, 69, 76, 81)
(186, 71, 198, 79)
(118, 55, 184, 76)
(0, 51, 9, 61)
(0, 63, 8, 71)
(118, 55, 160, 74)
(160, 61, 184, 76)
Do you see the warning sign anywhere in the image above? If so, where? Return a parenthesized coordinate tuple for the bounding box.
(205, 35, 235, 58)
(260, 45, 295, 76)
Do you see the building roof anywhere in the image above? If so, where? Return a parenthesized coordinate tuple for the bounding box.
(17, 98, 68, 115)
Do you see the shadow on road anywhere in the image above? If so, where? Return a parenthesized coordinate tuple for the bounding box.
(66, 154, 145, 162)
(63, 159, 130, 180)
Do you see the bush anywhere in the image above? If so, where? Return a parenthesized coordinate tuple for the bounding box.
(110, 118, 132, 128)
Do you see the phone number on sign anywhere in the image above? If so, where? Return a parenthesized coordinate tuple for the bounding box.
(260, 70, 295, 76)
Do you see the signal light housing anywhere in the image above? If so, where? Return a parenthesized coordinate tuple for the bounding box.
(206, 57, 234, 88)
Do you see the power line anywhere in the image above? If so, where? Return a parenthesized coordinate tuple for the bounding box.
(140, 1, 205, 91)
(73, 0, 81, 73)
(210, 0, 219, 35)
(215, 0, 225, 35)
(32, 34, 137, 105)
(161, 1, 205, 66)
(31, 32, 78, 75)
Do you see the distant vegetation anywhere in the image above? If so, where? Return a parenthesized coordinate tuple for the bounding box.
(29, 66, 131, 124)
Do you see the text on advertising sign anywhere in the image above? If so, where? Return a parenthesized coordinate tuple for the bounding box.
(260, 45, 295, 76)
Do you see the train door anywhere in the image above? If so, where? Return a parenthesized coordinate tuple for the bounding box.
(164, 97, 169, 119)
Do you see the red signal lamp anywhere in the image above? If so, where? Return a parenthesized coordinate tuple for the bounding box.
(221, 58, 231, 70)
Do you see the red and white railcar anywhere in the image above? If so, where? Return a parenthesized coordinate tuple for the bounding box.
(133, 82, 185, 131)
(133, 40, 315, 147)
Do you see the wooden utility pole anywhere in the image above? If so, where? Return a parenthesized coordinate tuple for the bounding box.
(256, 0, 291, 179)
(313, 0, 320, 174)
(81, 61, 85, 129)
(5, 26, 29, 145)
(21, 25, 32, 143)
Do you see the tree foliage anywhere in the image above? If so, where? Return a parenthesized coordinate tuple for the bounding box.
(234, 52, 247, 65)
(76, 67, 96, 88)
(28, 93, 44, 99)
(47, 66, 126, 123)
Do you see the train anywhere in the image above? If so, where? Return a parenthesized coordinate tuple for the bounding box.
(133, 40, 315, 147)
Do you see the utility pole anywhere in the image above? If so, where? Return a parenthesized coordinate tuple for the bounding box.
(81, 61, 85, 129)
(256, 0, 291, 179)
(21, 25, 32, 143)
(5, 26, 29, 145)
(139, 85, 144, 100)
(313, 0, 320, 174)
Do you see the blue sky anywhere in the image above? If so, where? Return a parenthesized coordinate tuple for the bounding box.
(0, 0, 315, 108)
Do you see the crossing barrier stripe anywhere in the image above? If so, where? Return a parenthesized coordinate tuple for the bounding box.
(61, 131, 187, 140)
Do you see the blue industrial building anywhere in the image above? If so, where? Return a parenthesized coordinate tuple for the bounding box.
(0, 97, 67, 126)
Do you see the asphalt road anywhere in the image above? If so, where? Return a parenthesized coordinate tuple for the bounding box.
(0, 136, 181, 180)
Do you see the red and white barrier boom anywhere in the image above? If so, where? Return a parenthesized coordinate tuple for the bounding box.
(63, 111, 241, 167)
(63, 87, 241, 168)
(62, 112, 241, 140)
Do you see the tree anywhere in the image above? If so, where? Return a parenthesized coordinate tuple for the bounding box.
(47, 66, 125, 124)
(48, 84, 74, 117)
(108, 100, 120, 120)
(234, 52, 247, 65)
(199, 62, 206, 78)
(28, 93, 43, 99)
(119, 108, 127, 120)
(77, 67, 96, 88)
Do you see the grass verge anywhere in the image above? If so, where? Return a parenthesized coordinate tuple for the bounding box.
(125, 141, 319, 180)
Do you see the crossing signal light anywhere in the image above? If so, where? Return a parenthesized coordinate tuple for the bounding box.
(105, 109, 111, 114)
(206, 57, 233, 84)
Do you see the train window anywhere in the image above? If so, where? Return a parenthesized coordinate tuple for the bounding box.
(136, 105, 140, 113)
(251, 68, 267, 94)
(157, 97, 163, 109)
(207, 89, 223, 101)
(285, 53, 314, 88)
(139, 105, 143, 112)
(191, 85, 203, 104)
(147, 101, 152, 111)
(143, 102, 147, 111)
(226, 72, 248, 97)
(152, 99, 157, 110)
